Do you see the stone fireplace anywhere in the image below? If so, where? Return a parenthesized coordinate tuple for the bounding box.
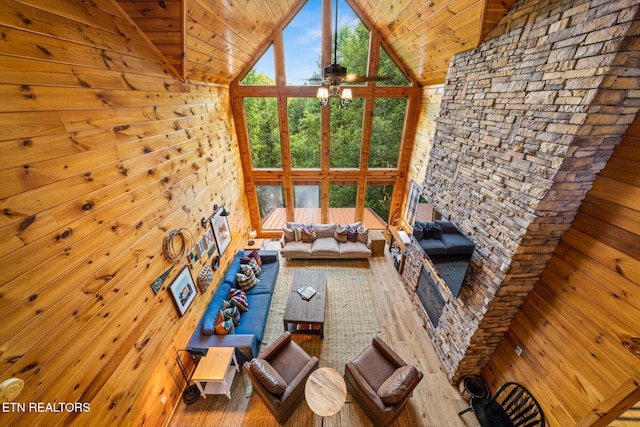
(419, 0, 640, 382)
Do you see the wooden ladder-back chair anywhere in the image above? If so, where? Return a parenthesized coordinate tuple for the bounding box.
(458, 381, 545, 427)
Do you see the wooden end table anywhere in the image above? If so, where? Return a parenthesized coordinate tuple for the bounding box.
(305, 367, 347, 417)
(191, 347, 238, 399)
(283, 270, 327, 338)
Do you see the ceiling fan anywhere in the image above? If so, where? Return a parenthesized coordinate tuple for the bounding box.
(315, 0, 389, 106)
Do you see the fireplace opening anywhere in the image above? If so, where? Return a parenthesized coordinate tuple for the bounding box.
(416, 266, 445, 327)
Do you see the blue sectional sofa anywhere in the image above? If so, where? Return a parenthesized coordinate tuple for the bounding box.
(189, 250, 280, 363)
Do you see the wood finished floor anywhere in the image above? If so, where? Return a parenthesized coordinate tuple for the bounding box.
(169, 240, 480, 427)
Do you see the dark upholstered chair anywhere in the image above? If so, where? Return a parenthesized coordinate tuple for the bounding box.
(458, 381, 545, 427)
(345, 336, 424, 427)
(244, 332, 318, 424)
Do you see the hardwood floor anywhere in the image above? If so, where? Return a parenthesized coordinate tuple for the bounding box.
(169, 240, 479, 427)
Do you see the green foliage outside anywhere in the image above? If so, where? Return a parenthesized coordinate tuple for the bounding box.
(365, 185, 393, 223)
(330, 185, 357, 208)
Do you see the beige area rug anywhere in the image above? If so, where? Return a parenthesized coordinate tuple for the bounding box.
(257, 258, 382, 400)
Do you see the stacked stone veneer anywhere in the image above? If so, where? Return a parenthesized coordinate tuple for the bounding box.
(421, 0, 640, 382)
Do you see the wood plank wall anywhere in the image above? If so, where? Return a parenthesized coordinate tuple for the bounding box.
(0, 1, 250, 425)
(482, 113, 640, 426)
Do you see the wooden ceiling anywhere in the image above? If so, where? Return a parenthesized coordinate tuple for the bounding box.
(116, 0, 514, 86)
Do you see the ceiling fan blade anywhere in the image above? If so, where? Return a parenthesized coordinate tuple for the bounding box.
(345, 74, 391, 83)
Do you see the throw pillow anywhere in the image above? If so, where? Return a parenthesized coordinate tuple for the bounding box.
(249, 359, 287, 397)
(356, 225, 369, 244)
(432, 223, 442, 239)
(214, 309, 234, 335)
(422, 222, 433, 238)
(248, 258, 262, 277)
(236, 264, 260, 291)
(240, 256, 251, 264)
(248, 249, 263, 266)
(282, 227, 295, 243)
(300, 225, 317, 243)
(346, 225, 358, 242)
(334, 224, 348, 243)
(413, 223, 424, 240)
(377, 366, 419, 404)
(223, 305, 240, 326)
(293, 225, 302, 242)
(228, 288, 249, 311)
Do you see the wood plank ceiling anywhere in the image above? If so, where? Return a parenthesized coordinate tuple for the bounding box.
(115, 0, 515, 86)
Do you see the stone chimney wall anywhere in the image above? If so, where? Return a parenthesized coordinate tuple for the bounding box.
(422, 0, 640, 381)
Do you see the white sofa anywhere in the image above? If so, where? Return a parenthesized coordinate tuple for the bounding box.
(279, 222, 372, 259)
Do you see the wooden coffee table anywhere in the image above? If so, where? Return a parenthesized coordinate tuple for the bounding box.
(283, 270, 327, 338)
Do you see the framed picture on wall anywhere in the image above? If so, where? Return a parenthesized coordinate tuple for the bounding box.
(210, 207, 232, 255)
(168, 266, 197, 316)
(404, 180, 421, 228)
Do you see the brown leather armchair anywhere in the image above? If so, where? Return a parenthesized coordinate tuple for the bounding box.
(345, 336, 423, 427)
(244, 332, 318, 424)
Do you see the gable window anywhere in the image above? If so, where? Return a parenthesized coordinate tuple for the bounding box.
(232, 0, 420, 235)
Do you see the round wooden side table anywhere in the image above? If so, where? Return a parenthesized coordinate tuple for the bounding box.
(305, 367, 347, 418)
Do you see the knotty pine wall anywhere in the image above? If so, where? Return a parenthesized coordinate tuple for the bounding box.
(482, 113, 640, 426)
(0, 1, 250, 426)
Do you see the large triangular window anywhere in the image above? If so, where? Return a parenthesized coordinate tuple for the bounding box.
(241, 44, 275, 85)
(377, 46, 411, 86)
(232, 0, 419, 234)
(283, 1, 322, 85)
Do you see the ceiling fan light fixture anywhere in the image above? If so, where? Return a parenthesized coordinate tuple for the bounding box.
(340, 88, 352, 107)
(317, 87, 329, 106)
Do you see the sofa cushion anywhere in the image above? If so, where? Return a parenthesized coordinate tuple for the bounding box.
(311, 237, 340, 256)
(440, 234, 475, 254)
(201, 282, 232, 335)
(435, 220, 459, 234)
(377, 365, 419, 404)
(235, 293, 272, 342)
(245, 260, 279, 296)
(223, 251, 245, 286)
(250, 359, 287, 396)
(280, 240, 313, 257)
(313, 223, 336, 238)
(419, 238, 448, 255)
(340, 241, 372, 257)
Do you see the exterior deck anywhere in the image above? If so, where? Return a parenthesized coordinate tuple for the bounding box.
(261, 207, 387, 231)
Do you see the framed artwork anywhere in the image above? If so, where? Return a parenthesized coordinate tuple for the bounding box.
(187, 246, 200, 269)
(168, 265, 197, 316)
(404, 180, 421, 229)
(196, 235, 208, 258)
(210, 207, 232, 255)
